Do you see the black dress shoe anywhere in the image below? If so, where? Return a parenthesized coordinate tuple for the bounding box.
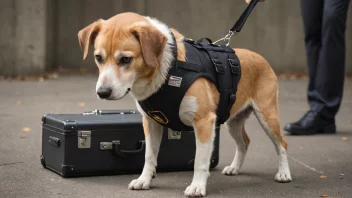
(284, 111, 336, 135)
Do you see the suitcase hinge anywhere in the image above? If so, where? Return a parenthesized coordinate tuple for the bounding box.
(100, 142, 113, 150)
(78, 131, 91, 148)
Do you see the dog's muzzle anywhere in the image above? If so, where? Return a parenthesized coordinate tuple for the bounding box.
(97, 87, 131, 100)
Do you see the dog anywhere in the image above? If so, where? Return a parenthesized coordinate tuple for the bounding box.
(78, 12, 292, 197)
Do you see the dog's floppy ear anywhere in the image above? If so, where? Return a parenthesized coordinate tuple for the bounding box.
(78, 19, 103, 60)
(131, 25, 167, 68)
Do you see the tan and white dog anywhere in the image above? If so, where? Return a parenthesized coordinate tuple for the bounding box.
(78, 12, 292, 197)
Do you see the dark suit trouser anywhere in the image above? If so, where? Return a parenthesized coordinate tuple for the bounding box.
(300, 0, 350, 119)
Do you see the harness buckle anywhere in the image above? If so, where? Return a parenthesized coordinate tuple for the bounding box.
(228, 59, 240, 74)
(213, 31, 238, 46)
(183, 38, 194, 44)
(211, 58, 225, 73)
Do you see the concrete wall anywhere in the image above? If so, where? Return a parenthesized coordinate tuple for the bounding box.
(0, 0, 16, 76)
(56, 0, 352, 74)
(56, 0, 146, 71)
(0, 0, 55, 76)
(1, 0, 352, 76)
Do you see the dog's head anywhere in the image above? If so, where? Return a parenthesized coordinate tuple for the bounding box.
(78, 12, 168, 100)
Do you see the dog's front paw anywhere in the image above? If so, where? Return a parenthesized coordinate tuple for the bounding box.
(221, 166, 239, 175)
(184, 184, 206, 197)
(275, 172, 292, 183)
(128, 178, 151, 190)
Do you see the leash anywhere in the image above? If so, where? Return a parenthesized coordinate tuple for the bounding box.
(213, 0, 260, 46)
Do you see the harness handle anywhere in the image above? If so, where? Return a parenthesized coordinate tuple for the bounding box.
(213, 0, 260, 46)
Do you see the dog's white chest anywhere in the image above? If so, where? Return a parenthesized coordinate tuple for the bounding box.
(179, 96, 198, 127)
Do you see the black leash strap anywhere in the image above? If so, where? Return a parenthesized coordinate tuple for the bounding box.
(213, 0, 260, 46)
(230, 0, 260, 33)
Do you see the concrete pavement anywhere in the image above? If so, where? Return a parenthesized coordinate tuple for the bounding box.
(0, 75, 351, 198)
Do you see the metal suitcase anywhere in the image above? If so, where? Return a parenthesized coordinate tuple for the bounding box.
(40, 110, 220, 177)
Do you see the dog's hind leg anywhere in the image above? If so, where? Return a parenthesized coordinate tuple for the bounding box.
(128, 116, 163, 190)
(252, 93, 292, 183)
(184, 112, 216, 197)
(222, 106, 252, 175)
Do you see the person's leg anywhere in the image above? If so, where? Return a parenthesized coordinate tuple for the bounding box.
(311, 0, 351, 119)
(300, 0, 324, 108)
(284, 0, 350, 135)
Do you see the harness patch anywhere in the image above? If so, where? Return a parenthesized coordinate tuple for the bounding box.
(148, 111, 169, 125)
(168, 75, 182, 87)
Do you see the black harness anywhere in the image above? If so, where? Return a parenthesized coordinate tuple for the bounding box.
(138, 35, 241, 131)
(138, 0, 260, 132)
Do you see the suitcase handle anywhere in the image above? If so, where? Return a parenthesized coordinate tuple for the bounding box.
(112, 140, 145, 157)
(83, 109, 138, 115)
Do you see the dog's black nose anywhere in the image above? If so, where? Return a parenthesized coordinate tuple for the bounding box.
(97, 87, 112, 99)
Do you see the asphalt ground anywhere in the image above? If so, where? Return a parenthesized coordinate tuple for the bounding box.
(0, 75, 351, 198)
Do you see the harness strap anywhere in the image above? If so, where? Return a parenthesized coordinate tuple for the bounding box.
(230, 0, 260, 33)
(226, 51, 241, 106)
(197, 44, 233, 124)
(213, 0, 260, 46)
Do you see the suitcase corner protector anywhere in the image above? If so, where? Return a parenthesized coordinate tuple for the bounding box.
(63, 120, 78, 131)
(210, 157, 219, 169)
(61, 164, 75, 176)
(41, 114, 48, 123)
(40, 155, 46, 168)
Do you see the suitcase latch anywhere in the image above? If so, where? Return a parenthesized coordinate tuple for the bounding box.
(168, 129, 182, 140)
(78, 131, 91, 148)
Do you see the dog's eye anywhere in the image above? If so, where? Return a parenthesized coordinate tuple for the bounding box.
(119, 56, 132, 66)
(95, 55, 103, 64)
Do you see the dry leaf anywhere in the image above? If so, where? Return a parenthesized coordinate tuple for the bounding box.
(20, 135, 26, 139)
(48, 73, 59, 79)
(300, 74, 309, 80)
(78, 102, 86, 107)
(320, 195, 328, 198)
(319, 175, 327, 179)
(341, 137, 349, 141)
(277, 73, 288, 79)
(277, 72, 311, 80)
(16, 100, 22, 105)
(16, 76, 25, 81)
(288, 73, 299, 80)
(22, 127, 31, 133)
(79, 68, 89, 74)
(38, 77, 45, 82)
